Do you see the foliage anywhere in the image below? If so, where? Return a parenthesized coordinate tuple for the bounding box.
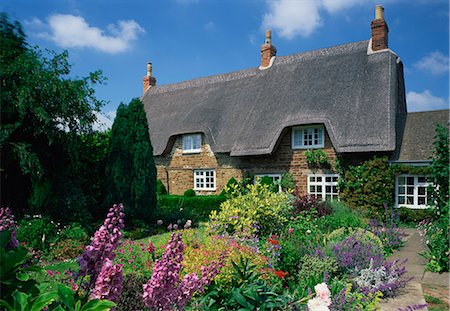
(355, 258, 409, 298)
(327, 227, 384, 252)
(209, 183, 292, 237)
(157, 194, 226, 224)
(280, 172, 295, 192)
(259, 176, 279, 193)
(50, 239, 86, 261)
(142, 232, 224, 309)
(156, 179, 167, 195)
(369, 204, 406, 256)
(0, 14, 107, 222)
(221, 177, 253, 198)
(17, 216, 60, 254)
(330, 283, 383, 311)
(315, 201, 364, 234)
(338, 156, 394, 216)
(292, 194, 332, 217)
(196, 257, 304, 310)
(183, 189, 196, 197)
(398, 207, 433, 225)
(418, 216, 450, 273)
(305, 149, 331, 168)
(420, 125, 450, 273)
(114, 239, 155, 277)
(59, 223, 89, 244)
(297, 255, 339, 284)
(328, 233, 384, 275)
(116, 273, 147, 311)
(105, 98, 157, 226)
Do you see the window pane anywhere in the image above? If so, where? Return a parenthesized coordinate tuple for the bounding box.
(398, 196, 405, 204)
(418, 176, 426, 183)
(332, 186, 337, 193)
(418, 197, 425, 205)
(325, 176, 332, 182)
(310, 185, 315, 193)
(407, 187, 414, 195)
(317, 177, 322, 182)
(418, 187, 426, 196)
(398, 187, 405, 194)
(407, 196, 414, 204)
(310, 176, 315, 182)
(398, 177, 405, 185)
(325, 186, 331, 193)
(407, 177, 414, 185)
(332, 176, 338, 182)
(317, 185, 322, 192)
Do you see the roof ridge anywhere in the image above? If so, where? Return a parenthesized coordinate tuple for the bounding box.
(149, 40, 369, 96)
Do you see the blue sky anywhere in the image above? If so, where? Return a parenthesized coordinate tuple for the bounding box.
(3, 0, 449, 129)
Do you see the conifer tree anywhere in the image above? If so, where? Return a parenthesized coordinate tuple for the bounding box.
(105, 99, 156, 226)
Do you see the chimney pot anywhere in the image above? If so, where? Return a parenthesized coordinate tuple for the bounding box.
(375, 5, 384, 20)
(147, 62, 153, 77)
(265, 29, 272, 44)
(142, 62, 156, 95)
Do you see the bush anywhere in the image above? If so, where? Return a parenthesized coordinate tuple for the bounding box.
(399, 207, 433, 225)
(183, 189, 196, 197)
(338, 156, 394, 216)
(298, 255, 339, 282)
(116, 273, 147, 311)
(59, 223, 89, 243)
(327, 227, 383, 251)
(157, 195, 226, 225)
(315, 202, 364, 234)
(49, 239, 86, 260)
(280, 173, 295, 192)
(292, 194, 332, 217)
(209, 183, 292, 237)
(305, 149, 330, 168)
(16, 216, 59, 254)
(156, 179, 167, 195)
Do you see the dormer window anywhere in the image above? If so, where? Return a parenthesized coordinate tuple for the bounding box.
(182, 134, 201, 153)
(292, 125, 324, 149)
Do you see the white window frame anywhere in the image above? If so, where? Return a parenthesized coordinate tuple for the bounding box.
(194, 169, 216, 191)
(182, 134, 202, 154)
(395, 175, 432, 209)
(307, 174, 339, 201)
(292, 125, 325, 149)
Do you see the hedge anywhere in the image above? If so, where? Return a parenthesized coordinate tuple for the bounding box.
(156, 194, 227, 225)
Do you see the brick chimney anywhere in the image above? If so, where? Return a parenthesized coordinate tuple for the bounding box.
(142, 62, 156, 95)
(371, 5, 389, 51)
(260, 30, 277, 68)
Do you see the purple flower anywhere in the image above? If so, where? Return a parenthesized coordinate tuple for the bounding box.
(77, 203, 125, 288)
(143, 233, 225, 309)
(90, 258, 123, 304)
(0, 207, 19, 248)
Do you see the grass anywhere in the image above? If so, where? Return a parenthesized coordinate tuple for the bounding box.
(425, 294, 449, 311)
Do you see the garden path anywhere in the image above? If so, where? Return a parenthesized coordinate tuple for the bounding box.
(379, 228, 449, 311)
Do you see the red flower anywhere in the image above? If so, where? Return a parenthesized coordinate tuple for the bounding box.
(268, 237, 279, 245)
(274, 270, 288, 279)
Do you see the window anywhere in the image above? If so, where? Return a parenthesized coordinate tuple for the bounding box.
(182, 134, 201, 153)
(292, 125, 324, 149)
(308, 174, 339, 201)
(396, 175, 432, 209)
(194, 170, 216, 191)
(254, 174, 282, 184)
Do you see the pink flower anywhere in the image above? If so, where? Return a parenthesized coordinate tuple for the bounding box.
(288, 227, 294, 235)
(307, 297, 330, 311)
(90, 259, 123, 303)
(314, 283, 331, 306)
(46, 270, 54, 276)
(71, 283, 78, 291)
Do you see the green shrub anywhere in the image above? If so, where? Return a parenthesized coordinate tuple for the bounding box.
(221, 177, 238, 196)
(280, 172, 295, 192)
(338, 156, 394, 216)
(399, 207, 433, 225)
(116, 274, 147, 311)
(326, 227, 384, 252)
(305, 149, 330, 168)
(297, 254, 339, 283)
(316, 201, 364, 234)
(183, 189, 196, 197)
(209, 183, 292, 237)
(157, 194, 226, 224)
(16, 216, 59, 253)
(156, 179, 167, 195)
(59, 223, 89, 243)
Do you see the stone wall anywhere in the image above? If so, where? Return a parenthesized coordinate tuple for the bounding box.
(155, 127, 338, 195)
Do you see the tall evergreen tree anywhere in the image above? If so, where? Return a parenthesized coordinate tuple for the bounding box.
(105, 99, 156, 226)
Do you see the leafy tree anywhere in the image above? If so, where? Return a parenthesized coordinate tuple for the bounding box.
(0, 13, 106, 221)
(105, 99, 156, 226)
(429, 124, 449, 215)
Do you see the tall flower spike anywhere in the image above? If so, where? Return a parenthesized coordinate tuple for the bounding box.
(0, 207, 19, 248)
(90, 258, 123, 304)
(77, 203, 125, 287)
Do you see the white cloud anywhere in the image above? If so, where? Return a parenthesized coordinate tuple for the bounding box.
(406, 90, 449, 112)
(262, 0, 372, 39)
(37, 14, 144, 54)
(414, 51, 449, 75)
(93, 110, 116, 131)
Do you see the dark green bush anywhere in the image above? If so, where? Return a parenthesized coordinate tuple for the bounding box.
(157, 194, 226, 224)
(59, 223, 89, 244)
(399, 207, 433, 225)
(116, 273, 147, 311)
(316, 201, 364, 234)
(16, 216, 59, 253)
(183, 189, 196, 197)
(298, 254, 339, 282)
(156, 179, 167, 195)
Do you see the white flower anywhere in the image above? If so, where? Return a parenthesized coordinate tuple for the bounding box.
(306, 229, 312, 234)
(307, 297, 330, 311)
(314, 283, 331, 304)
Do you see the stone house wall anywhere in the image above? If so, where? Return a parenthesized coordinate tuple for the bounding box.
(155, 127, 338, 195)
